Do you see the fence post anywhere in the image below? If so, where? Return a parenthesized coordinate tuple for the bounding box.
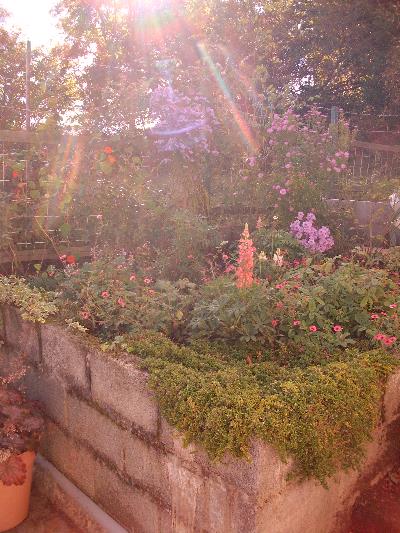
(330, 106, 339, 125)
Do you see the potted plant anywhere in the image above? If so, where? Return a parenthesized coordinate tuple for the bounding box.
(0, 354, 44, 532)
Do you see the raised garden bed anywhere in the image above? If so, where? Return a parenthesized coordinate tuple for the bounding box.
(2, 304, 400, 533)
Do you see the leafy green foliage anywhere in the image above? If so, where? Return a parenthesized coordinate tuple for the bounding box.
(189, 262, 399, 354)
(111, 332, 399, 483)
(0, 276, 57, 322)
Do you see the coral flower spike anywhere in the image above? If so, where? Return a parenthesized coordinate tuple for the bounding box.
(236, 223, 255, 289)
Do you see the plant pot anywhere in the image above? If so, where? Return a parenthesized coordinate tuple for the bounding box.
(0, 451, 35, 532)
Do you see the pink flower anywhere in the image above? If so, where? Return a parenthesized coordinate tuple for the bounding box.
(370, 314, 380, 320)
(143, 277, 153, 285)
(309, 325, 318, 332)
(381, 311, 387, 316)
(374, 333, 386, 341)
(271, 319, 279, 327)
(187, 255, 194, 259)
(222, 253, 229, 261)
(333, 325, 343, 332)
(293, 320, 301, 326)
(275, 283, 284, 290)
(383, 337, 395, 346)
(279, 188, 287, 195)
(276, 302, 284, 309)
(388, 336, 397, 344)
(117, 297, 126, 307)
(389, 304, 397, 309)
(101, 291, 110, 298)
(129, 273, 136, 281)
(80, 311, 90, 320)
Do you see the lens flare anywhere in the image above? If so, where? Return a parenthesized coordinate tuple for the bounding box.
(196, 42, 259, 152)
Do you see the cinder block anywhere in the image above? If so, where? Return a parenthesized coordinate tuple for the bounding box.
(90, 350, 158, 436)
(164, 455, 206, 532)
(65, 394, 126, 472)
(2, 305, 41, 364)
(41, 324, 90, 393)
(24, 368, 68, 428)
(160, 416, 268, 497)
(94, 459, 164, 533)
(383, 368, 400, 424)
(40, 420, 96, 500)
(123, 433, 170, 502)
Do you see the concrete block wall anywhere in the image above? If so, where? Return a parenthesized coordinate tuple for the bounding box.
(2, 304, 400, 533)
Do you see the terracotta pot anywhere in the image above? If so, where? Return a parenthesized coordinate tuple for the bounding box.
(0, 451, 35, 532)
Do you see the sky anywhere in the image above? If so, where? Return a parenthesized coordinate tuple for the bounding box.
(1, 0, 61, 48)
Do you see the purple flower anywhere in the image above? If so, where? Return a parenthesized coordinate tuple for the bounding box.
(290, 212, 334, 253)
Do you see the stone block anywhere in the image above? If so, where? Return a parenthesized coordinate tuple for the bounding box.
(124, 433, 170, 502)
(165, 455, 205, 532)
(24, 368, 68, 428)
(41, 324, 90, 393)
(383, 368, 400, 424)
(65, 394, 126, 472)
(94, 459, 164, 533)
(40, 420, 96, 500)
(90, 350, 158, 436)
(2, 305, 41, 364)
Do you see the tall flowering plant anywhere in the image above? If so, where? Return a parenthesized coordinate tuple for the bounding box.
(290, 212, 334, 253)
(236, 223, 255, 288)
(149, 85, 218, 161)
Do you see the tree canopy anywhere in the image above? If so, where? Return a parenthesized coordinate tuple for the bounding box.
(1, 0, 399, 133)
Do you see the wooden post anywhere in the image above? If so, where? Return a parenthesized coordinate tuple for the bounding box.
(25, 40, 31, 131)
(330, 106, 339, 125)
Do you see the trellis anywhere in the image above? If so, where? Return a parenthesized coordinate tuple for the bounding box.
(350, 141, 400, 181)
(0, 130, 97, 266)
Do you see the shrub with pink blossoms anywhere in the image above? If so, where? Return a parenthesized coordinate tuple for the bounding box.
(290, 212, 334, 253)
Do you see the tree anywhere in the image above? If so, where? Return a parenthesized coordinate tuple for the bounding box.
(0, 8, 78, 131)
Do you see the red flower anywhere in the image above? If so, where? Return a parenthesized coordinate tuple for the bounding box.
(271, 319, 279, 328)
(374, 333, 386, 341)
(370, 314, 380, 320)
(66, 255, 76, 265)
(309, 325, 317, 332)
(383, 337, 395, 346)
(333, 325, 343, 332)
(293, 320, 301, 326)
(103, 146, 113, 154)
(101, 291, 110, 298)
(12, 170, 19, 178)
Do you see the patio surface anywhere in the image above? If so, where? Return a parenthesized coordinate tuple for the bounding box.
(11, 489, 82, 533)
